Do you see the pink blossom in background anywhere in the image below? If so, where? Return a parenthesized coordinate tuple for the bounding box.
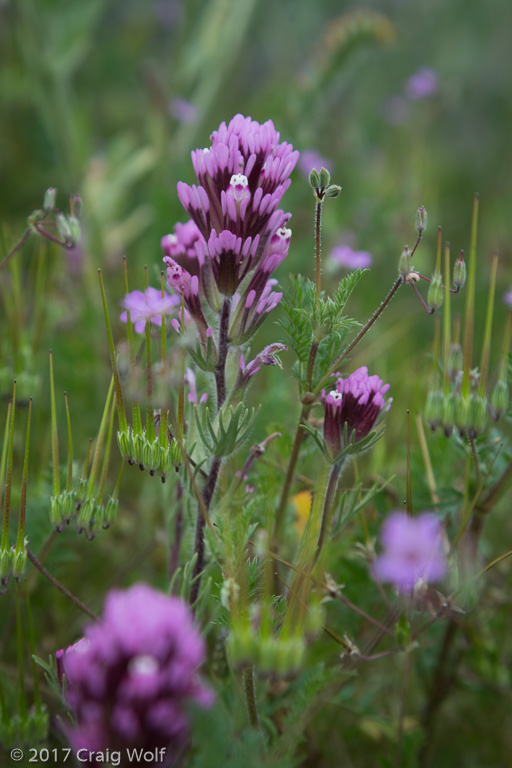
(120, 287, 181, 333)
(330, 244, 372, 270)
(169, 98, 199, 124)
(298, 149, 332, 179)
(375, 512, 446, 590)
(405, 68, 438, 100)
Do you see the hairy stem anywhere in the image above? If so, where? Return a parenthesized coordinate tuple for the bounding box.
(242, 665, 260, 729)
(314, 277, 403, 396)
(315, 459, 343, 564)
(189, 455, 222, 607)
(26, 548, 97, 621)
(215, 297, 231, 410)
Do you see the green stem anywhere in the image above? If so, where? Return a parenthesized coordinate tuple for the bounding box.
(315, 459, 343, 564)
(314, 277, 403, 396)
(16, 398, 32, 551)
(315, 200, 323, 307)
(15, 583, 28, 719)
(243, 665, 260, 729)
(26, 548, 97, 621)
(1, 382, 16, 551)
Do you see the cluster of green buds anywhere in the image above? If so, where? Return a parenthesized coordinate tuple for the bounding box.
(425, 196, 510, 438)
(48, 353, 122, 540)
(117, 421, 182, 480)
(99, 264, 188, 484)
(27, 188, 81, 250)
(398, 206, 467, 314)
(309, 167, 342, 202)
(1, 383, 31, 587)
(221, 524, 324, 677)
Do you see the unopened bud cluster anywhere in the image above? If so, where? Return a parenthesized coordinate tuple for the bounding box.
(117, 424, 182, 480)
(309, 167, 342, 202)
(50, 488, 119, 541)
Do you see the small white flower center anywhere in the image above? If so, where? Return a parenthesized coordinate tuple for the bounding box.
(129, 654, 159, 676)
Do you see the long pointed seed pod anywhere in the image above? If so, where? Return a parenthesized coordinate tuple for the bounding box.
(98, 269, 128, 432)
(123, 256, 142, 436)
(462, 195, 479, 399)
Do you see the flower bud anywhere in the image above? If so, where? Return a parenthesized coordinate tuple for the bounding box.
(415, 205, 428, 233)
(441, 393, 455, 437)
(50, 495, 65, 531)
(490, 379, 509, 420)
(43, 187, 57, 212)
(427, 272, 444, 310)
(75, 478, 88, 507)
(86, 505, 104, 540)
(425, 390, 443, 431)
(170, 437, 183, 468)
(76, 497, 95, 534)
(318, 167, 331, 187)
(0, 546, 11, 586)
(67, 216, 81, 245)
(62, 490, 77, 523)
(55, 212, 72, 242)
(103, 497, 118, 528)
(398, 246, 411, 278)
(468, 395, 488, 438)
(12, 547, 27, 582)
(117, 429, 133, 462)
(453, 253, 467, 291)
(454, 395, 470, 435)
(324, 184, 342, 198)
(308, 168, 321, 189)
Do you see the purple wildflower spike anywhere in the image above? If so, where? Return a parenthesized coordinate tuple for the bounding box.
(173, 114, 298, 303)
(60, 584, 213, 760)
(374, 512, 446, 590)
(120, 288, 182, 334)
(321, 366, 390, 458)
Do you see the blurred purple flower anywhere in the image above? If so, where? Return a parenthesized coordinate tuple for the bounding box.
(503, 286, 512, 308)
(185, 367, 208, 405)
(60, 584, 213, 760)
(330, 244, 372, 270)
(375, 512, 446, 590)
(297, 149, 332, 179)
(120, 288, 181, 333)
(321, 366, 390, 458)
(405, 68, 438, 101)
(169, 98, 199, 125)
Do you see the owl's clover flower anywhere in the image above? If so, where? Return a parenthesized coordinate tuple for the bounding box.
(59, 584, 213, 762)
(374, 512, 446, 590)
(166, 114, 298, 324)
(321, 366, 390, 459)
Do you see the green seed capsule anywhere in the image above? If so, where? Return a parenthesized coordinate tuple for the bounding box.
(427, 272, 444, 310)
(490, 379, 509, 420)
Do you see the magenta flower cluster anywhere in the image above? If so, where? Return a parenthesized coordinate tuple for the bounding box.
(58, 584, 212, 761)
(162, 114, 299, 343)
(375, 512, 446, 590)
(321, 366, 390, 458)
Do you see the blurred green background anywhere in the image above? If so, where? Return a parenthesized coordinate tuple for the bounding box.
(1, 0, 512, 765)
